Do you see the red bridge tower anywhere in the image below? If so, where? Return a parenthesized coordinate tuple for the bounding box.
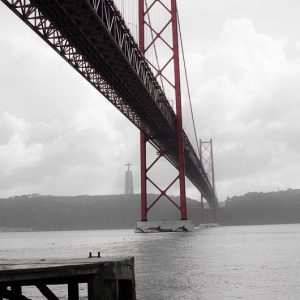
(138, 0, 188, 225)
(199, 139, 218, 224)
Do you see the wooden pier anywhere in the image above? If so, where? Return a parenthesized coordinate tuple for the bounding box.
(0, 256, 135, 300)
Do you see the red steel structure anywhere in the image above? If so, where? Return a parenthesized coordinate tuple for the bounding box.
(139, 0, 187, 221)
(1, 0, 217, 218)
(199, 139, 218, 223)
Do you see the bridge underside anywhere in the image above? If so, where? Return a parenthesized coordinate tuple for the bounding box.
(1, 0, 217, 206)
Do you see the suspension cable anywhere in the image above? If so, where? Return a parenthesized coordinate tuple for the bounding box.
(177, 8, 200, 154)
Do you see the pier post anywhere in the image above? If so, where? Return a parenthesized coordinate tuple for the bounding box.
(11, 284, 22, 299)
(88, 274, 106, 300)
(68, 282, 79, 300)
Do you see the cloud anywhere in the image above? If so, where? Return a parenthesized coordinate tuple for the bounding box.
(183, 18, 300, 199)
(295, 40, 300, 51)
(0, 106, 139, 197)
(0, 134, 43, 176)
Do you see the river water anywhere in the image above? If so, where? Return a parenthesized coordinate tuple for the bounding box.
(1, 224, 300, 299)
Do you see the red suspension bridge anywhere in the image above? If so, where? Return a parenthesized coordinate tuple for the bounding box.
(1, 0, 218, 226)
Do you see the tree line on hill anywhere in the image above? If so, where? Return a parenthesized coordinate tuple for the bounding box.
(218, 189, 300, 225)
(0, 189, 299, 230)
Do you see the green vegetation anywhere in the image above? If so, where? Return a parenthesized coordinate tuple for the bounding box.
(219, 189, 300, 225)
(0, 189, 299, 230)
(0, 194, 201, 230)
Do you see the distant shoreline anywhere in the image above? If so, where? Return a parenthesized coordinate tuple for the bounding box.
(0, 227, 33, 232)
(0, 190, 300, 229)
(1, 223, 300, 233)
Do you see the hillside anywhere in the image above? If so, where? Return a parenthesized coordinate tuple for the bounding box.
(1, 189, 300, 230)
(219, 189, 300, 225)
(0, 194, 202, 230)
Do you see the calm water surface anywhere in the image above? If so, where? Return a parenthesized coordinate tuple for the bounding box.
(1, 224, 300, 299)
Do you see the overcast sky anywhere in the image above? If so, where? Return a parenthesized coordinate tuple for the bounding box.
(0, 0, 299, 201)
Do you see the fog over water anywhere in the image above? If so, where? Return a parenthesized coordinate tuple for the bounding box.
(1, 224, 300, 299)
